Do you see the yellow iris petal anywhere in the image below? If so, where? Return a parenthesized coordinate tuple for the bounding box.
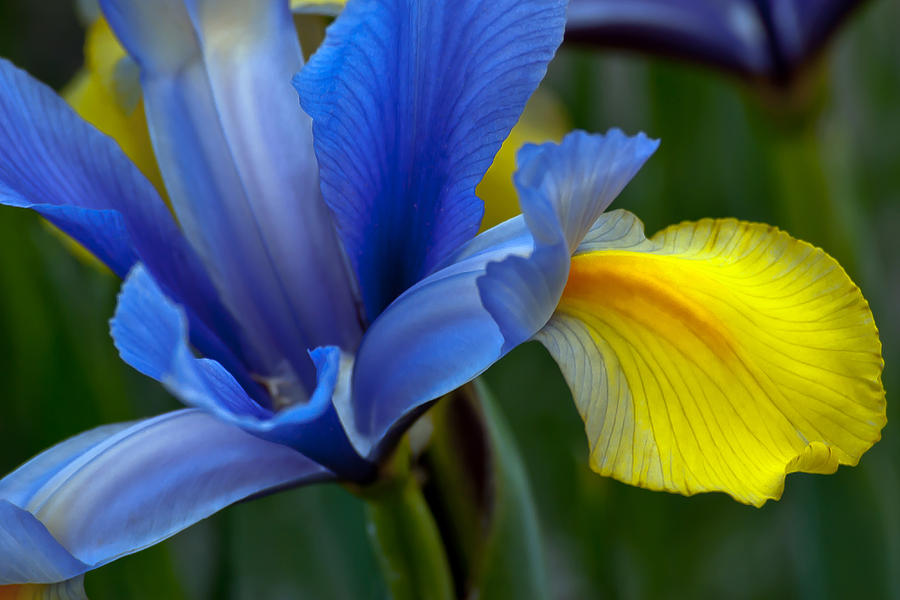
(476, 90, 569, 232)
(0, 577, 85, 599)
(63, 18, 163, 195)
(537, 210, 885, 507)
(291, 0, 346, 15)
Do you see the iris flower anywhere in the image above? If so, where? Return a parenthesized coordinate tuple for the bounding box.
(565, 0, 870, 84)
(0, 0, 884, 595)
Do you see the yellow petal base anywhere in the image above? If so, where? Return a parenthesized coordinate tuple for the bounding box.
(0, 577, 85, 600)
(291, 0, 346, 14)
(63, 18, 162, 195)
(537, 210, 885, 506)
(476, 90, 568, 231)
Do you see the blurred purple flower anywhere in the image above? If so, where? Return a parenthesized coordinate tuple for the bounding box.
(565, 0, 869, 83)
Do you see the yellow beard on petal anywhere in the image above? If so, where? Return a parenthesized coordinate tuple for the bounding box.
(562, 252, 738, 361)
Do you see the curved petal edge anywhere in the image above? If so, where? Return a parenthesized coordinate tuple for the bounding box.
(0, 410, 330, 583)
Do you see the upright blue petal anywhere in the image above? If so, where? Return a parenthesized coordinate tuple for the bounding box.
(100, 0, 362, 395)
(345, 130, 658, 459)
(0, 57, 253, 391)
(110, 266, 375, 480)
(296, 0, 567, 320)
(0, 410, 329, 584)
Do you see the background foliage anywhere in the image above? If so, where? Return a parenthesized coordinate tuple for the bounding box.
(0, 1, 897, 598)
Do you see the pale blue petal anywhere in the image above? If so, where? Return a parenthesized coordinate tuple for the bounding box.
(0, 502, 89, 584)
(347, 130, 658, 458)
(0, 57, 253, 389)
(513, 129, 659, 254)
(101, 0, 362, 394)
(296, 0, 567, 320)
(0, 410, 329, 583)
(345, 240, 520, 458)
(0, 425, 133, 510)
(482, 129, 657, 350)
(110, 266, 374, 479)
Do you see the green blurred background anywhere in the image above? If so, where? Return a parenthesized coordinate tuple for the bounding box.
(0, 1, 897, 598)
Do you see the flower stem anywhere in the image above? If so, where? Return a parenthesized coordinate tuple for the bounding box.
(360, 445, 455, 600)
(768, 119, 860, 274)
(752, 66, 864, 279)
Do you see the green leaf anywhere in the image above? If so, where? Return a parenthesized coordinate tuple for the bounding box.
(471, 379, 549, 600)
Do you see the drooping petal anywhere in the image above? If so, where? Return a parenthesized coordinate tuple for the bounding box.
(346, 130, 657, 458)
(565, 0, 772, 78)
(295, 0, 567, 320)
(101, 0, 362, 393)
(0, 410, 329, 584)
(0, 57, 162, 279)
(0, 503, 88, 586)
(536, 209, 885, 506)
(0, 57, 250, 385)
(110, 265, 374, 480)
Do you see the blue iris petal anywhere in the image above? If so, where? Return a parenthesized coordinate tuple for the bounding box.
(0, 410, 329, 583)
(0, 502, 89, 584)
(101, 0, 362, 394)
(482, 129, 658, 348)
(295, 0, 567, 321)
(0, 57, 257, 394)
(513, 129, 660, 254)
(111, 266, 375, 480)
(347, 130, 658, 459)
